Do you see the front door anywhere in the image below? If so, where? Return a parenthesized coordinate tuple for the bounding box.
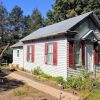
(85, 44, 94, 72)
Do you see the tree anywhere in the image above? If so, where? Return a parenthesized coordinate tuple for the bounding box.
(0, 2, 8, 42)
(22, 15, 33, 37)
(46, 10, 55, 25)
(8, 6, 24, 42)
(46, 0, 100, 23)
(31, 8, 44, 31)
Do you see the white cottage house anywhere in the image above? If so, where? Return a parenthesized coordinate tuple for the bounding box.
(11, 12, 100, 79)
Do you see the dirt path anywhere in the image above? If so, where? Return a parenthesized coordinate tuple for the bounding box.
(7, 71, 80, 100)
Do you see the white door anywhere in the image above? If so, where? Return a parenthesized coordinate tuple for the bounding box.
(85, 45, 94, 72)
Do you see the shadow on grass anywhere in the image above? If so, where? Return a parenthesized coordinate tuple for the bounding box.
(0, 68, 24, 92)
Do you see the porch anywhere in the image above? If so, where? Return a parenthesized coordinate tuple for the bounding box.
(68, 30, 100, 76)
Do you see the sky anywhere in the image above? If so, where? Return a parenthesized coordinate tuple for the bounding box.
(0, 0, 54, 17)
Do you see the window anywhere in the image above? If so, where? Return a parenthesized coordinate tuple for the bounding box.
(17, 50, 19, 57)
(27, 46, 32, 62)
(45, 42, 57, 65)
(74, 41, 81, 65)
(47, 43, 53, 64)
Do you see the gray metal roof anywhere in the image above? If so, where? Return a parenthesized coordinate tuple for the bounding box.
(11, 41, 23, 48)
(21, 12, 93, 41)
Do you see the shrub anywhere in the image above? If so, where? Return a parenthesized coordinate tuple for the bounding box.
(66, 70, 95, 91)
(13, 87, 27, 96)
(93, 79, 100, 89)
(66, 76, 76, 88)
(40, 73, 52, 80)
(33, 67, 42, 75)
(54, 76, 64, 85)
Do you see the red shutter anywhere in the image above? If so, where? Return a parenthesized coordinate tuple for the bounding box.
(27, 46, 28, 62)
(81, 41, 85, 65)
(69, 41, 74, 68)
(94, 43, 98, 65)
(31, 45, 35, 62)
(53, 42, 57, 65)
(45, 43, 48, 64)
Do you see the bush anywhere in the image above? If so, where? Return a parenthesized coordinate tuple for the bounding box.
(40, 73, 52, 80)
(54, 76, 64, 85)
(66, 76, 76, 88)
(33, 67, 42, 75)
(93, 79, 100, 89)
(66, 70, 94, 91)
(13, 87, 27, 96)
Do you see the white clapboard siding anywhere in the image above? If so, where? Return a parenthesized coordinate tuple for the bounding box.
(23, 37, 68, 79)
(12, 48, 23, 67)
(96, 66, 100, 73)
(67, 67, 80, 77)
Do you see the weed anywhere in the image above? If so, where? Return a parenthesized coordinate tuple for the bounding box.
(13, 87, 27, 96)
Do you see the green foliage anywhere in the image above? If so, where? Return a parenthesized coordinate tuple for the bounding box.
(33, 67, 42, 75)
(40, 73, 52, 80)
(92, 79, 100, 89)
(87, 89, 100, 100)
(33, 67, 52, 80)
(46, 0, 100, 24)
(31, 8, 44, 31)
(13, 87, 27, 96)
(54, 76, 64, 85)
(66, 70, 95, 91)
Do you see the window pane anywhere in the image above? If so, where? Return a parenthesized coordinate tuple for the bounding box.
(29, 53, 31, 62)
(48, 53, 53, 64)
(29, 46, 32, 53)
(48, 44, 53, 53)
(28, 46, 32, 62)
(75, 54, 80, 64)
(17, 50, 19, 57)
(74, 41, 80, 64)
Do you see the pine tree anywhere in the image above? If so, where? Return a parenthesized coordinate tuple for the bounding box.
(46, 0, 100, 23)
(0, 2, 8, 42)
(31, 8, 44, 31)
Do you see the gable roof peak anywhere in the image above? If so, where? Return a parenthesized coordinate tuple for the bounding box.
(21, 12, 94, 41)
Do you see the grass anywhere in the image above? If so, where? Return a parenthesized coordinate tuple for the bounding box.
(13, 87, 27, 96)
(0, 65, 9, 68)
(86, 89, 100, 100)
